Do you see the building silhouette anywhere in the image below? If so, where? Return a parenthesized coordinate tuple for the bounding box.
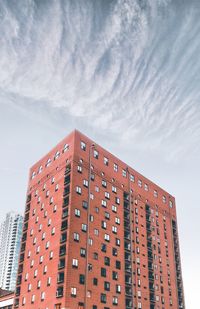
(14, 130, 185, 309)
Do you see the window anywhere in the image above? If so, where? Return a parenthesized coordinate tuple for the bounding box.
(116, 261, 121, 269)
(122, 169, 127, 177)
(94, 229, 99, 236)
(112, 186, 117, 193)
(72, 259, 78, 268)
(49, 251, 53, 259)
(105, 212, 110, 220)
(55, 184, 59, 191)
(144, 183, 149, 191)
(80, 141, 86, 151)
(105, 192, 110, 199)
(31, 295, 35, 303)
(130, 174, 135, 182)
(75, 209, 81, 217)
(61, 220, 68, 230)
(43, 265, 47, 274)
(116, 238, 120, 246)
(94, 150, 99, 159)
(93, 252, 98, 260)
(41, 291, 45, 301)
(71, 287, 77, 297)
(115, 197, 120, 205)
(138, 180, 142, 188)
(31, 171, 36, 179)
(47, 277, 51, 286)
(58, 259, 65, 269)
(103, 256, 110, 266)
(116, 284, 121, 293)
(112, 205, 117, 213)
(112, 248, 118, 256)
(93, 278, 98, 285)
(104, 157, 109, 166)
(82, 201, 88, 209)
(63, 143, 69, 152)
(104, 281, 110, 291)
(80, 248, 86, 257)
(112, 226, 117, 234)
(46, 241, 50, 249)
(101, 293, 106, 303)
(154, 190, 158, 198)
(74, 233, 80, 242)
(95, 186, 99, 192)
(56, 286, 63, 298)
(59, 245, 66, 256)
(88, 263, 93, 271)
(104, 234, 110, 242)
(76, 186, 82, 194)
(114, 163, 118, 172)
(54, 151, 60, 160)
(112, 271, 118, 280)
(79, 274, 85, 284)
(102, 180, 107, 188)
(62, 208, 68, 219)
(101, 268, 106, 277)
(115, 217, 120, 225)
(83, 179, 88, 187)
(163, 195, 166, 203)
(82, 224, 87, 232)
(102, 200, 107, 208)
(90, 193, 94, 200)
(101, 243, 107, 252)
(39, 256, 43, 263)
(57, 272, 64, 283)
(51, 227, 55, 235)
(113, 296, 118, 305)
(46, 158, 51, 167)
(169, 200, 173, 208)
(77, 165, 82, 173)
(28, 283, 32, 291)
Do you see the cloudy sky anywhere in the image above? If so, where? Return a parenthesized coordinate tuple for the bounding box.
(0, 0, 199, 307)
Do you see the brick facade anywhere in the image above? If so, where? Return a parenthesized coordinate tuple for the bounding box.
(14, 130, 185, 309)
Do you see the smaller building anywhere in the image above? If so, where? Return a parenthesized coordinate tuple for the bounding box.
(0, 288, 14, 309)
(0, 212, 23, 291)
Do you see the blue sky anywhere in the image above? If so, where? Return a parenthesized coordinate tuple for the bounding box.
(0, 0, 200, 307)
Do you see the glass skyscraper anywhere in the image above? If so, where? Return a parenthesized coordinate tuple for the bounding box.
(0, 212, 23, 291)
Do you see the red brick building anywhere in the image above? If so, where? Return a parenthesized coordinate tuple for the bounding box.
(14, 130, 185, 309)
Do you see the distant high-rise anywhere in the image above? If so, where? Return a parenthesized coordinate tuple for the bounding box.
(0, 212, 23, 291)
(14, 130, 185, 309)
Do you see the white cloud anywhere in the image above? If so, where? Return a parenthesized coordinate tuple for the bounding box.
(0, 0, 200, 161)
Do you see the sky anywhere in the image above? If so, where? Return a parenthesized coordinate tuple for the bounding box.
(0, 0, 199, 307)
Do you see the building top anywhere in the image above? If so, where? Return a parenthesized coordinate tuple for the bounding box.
(28, 129, 176, 213)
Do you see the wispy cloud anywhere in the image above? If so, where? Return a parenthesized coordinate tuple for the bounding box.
(0, 0, 200, 160)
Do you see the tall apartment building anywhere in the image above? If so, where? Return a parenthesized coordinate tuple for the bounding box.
(0, 212, 23, 291)
(14, 130, 185, 309)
